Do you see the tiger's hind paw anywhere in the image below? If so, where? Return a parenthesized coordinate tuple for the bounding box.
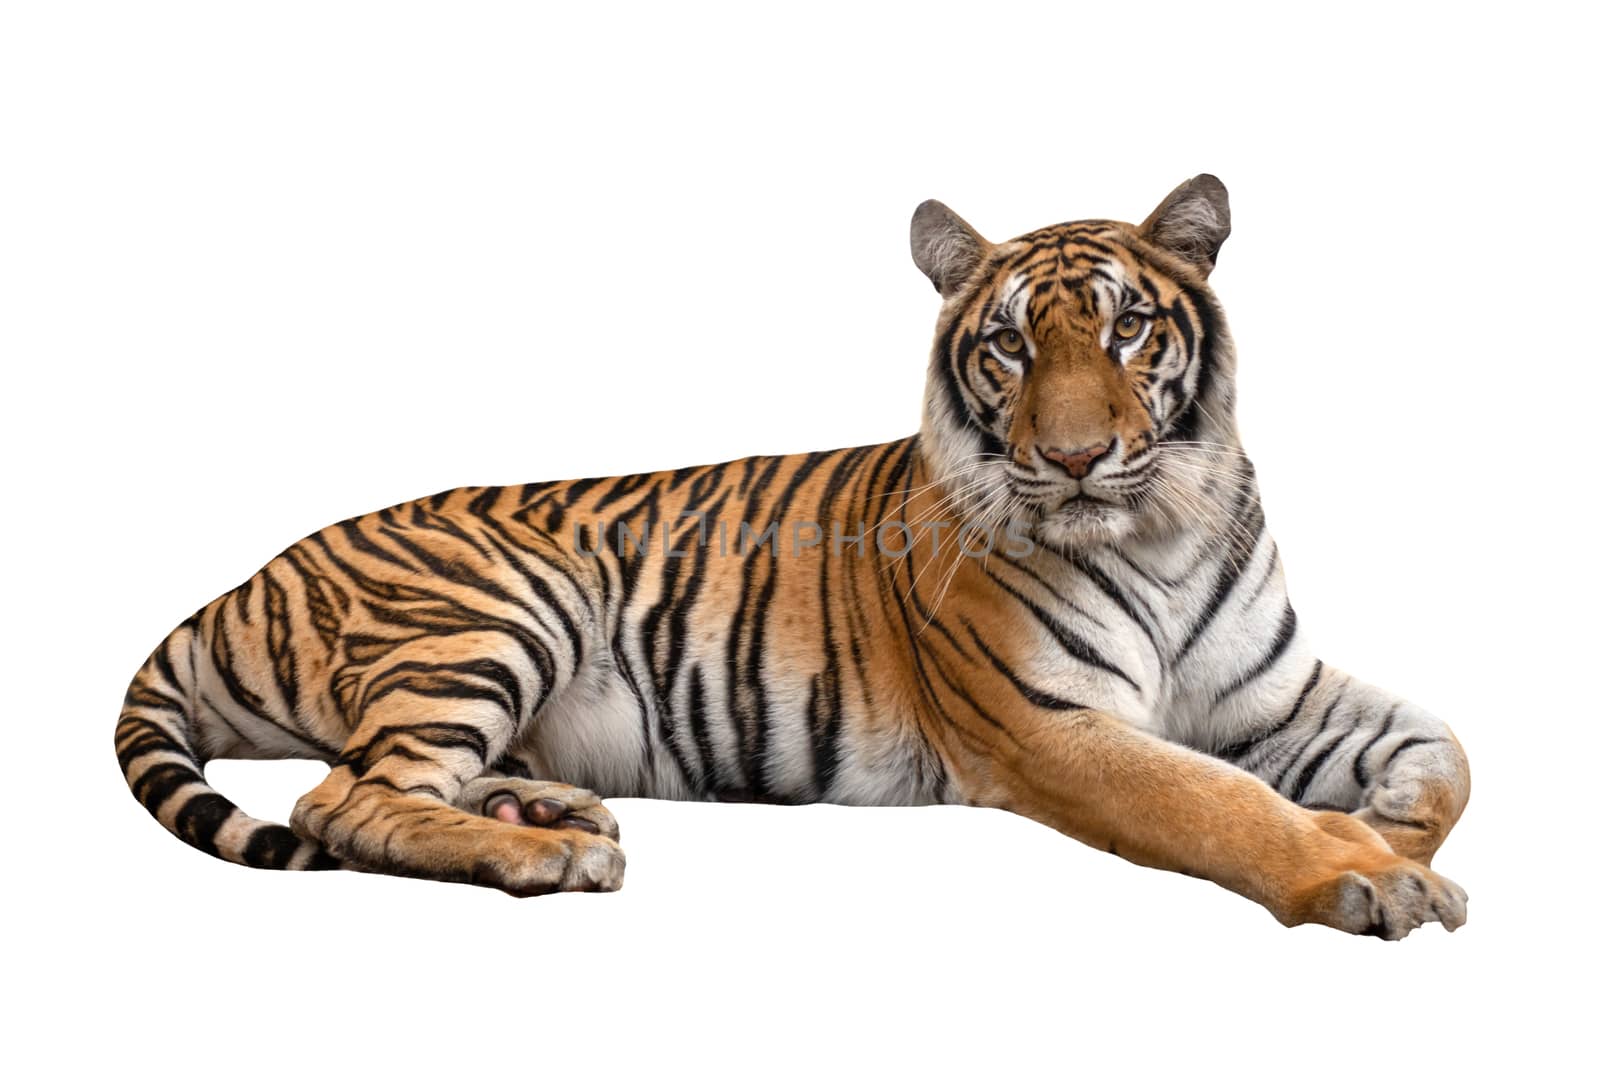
(456, 777, 621, 843)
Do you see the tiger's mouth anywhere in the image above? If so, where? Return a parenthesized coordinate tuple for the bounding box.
(1018, 483, 1145, 548)
(1045, 490, 1133, 528)
(983, 462, 1150, 548)
(1012, 480, 1132, 515)
(1058, 494, 1117, 514)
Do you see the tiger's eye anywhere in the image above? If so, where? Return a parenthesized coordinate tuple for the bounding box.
(1114, 313, 1146, 341)
(995, 329, 1025, 355)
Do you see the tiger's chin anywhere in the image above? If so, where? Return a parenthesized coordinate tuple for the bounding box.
(1030, 497, 1139, 550)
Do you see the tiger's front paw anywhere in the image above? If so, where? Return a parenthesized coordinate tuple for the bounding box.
(1296, 863, 1468, 940)
(1353, 773, 1461, 866)
(1354, 732, 1469, 865)
(1287, 813, 1468, 939)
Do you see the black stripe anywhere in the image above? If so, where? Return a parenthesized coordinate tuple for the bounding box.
(338, 518, 415, 571)
(1286, 706, 1347, 803)
(364, 658, 525, 721)
(965, 623, 1085, 712)
(685, 664, 721, 795)
(1214, 660, 1323, 763)
(983, 567, 1139, 693)
(1273, 690, 1342, 792)
(476, 524, 586, 662)
(1175, 478, 1265, 661)
(262, 571, 300, 713)
(595, 471, 653, 510)
(242, 825, 304, 868)
(741, 450, 832, 794)
(1379, 736, 1443, 768)
(1210, 604, 1298, 707)
(1351, 705, 1399, 789)
(209, 616, 330, 753)
(1075, 557, 1159, 650)
(151, 636, 186, 694)
(117, 731, 189, 773)
(132, 760, 203, 813)
(563, 477, 604, 505)
(174, 793, 237, 858)
(338, 721, 491, 776)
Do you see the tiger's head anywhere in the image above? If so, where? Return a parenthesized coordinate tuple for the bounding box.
(912, 175, 1240, 550)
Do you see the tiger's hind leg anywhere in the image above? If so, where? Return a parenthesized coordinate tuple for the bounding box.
(289, 632, 624, 896)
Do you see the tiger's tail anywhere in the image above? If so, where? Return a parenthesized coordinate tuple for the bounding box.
(116, 615, 342, 871)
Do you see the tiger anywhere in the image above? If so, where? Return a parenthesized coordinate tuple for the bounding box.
(117, 175, 1470, 938)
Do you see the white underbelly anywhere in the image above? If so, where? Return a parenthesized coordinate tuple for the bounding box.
(515, 662, 663, 797)
(505, 659, 694, 800)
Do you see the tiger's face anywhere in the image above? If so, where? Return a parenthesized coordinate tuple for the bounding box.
(912, 176, 1237, 550)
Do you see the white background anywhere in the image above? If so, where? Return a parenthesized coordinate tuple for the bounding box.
(4, 2, 1595, 1065)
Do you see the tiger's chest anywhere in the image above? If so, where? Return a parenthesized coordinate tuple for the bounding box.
(980, 542, 1289, 739)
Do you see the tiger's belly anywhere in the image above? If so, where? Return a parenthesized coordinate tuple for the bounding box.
(505, 653, 952, 807)
(507, 658, 690, 800)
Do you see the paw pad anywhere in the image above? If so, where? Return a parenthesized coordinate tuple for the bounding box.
(483, 791, 605, 836)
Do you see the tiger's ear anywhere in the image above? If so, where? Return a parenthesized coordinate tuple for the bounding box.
(1138, 175, 1231, 277)
(910, 200, 990, 298)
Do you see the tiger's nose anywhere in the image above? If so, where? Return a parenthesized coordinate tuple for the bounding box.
(1040, 442, 1111, 479)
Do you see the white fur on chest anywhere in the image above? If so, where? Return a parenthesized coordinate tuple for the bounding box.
(1023, 562, 1168, 731)
(1030, 636, 1162, 731)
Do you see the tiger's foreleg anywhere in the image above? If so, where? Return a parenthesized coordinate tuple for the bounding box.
(289, 632, 624, 895)
(963, 706, 1467, 938)
(1210, 662, 1470, 865)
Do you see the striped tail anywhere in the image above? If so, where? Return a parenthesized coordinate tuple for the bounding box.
(116, 615, 341, 871)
